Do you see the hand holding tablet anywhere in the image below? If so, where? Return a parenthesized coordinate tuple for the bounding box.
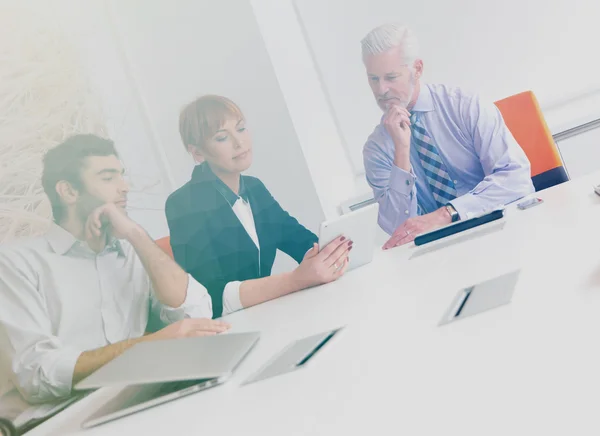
(319, 203, 379, 272)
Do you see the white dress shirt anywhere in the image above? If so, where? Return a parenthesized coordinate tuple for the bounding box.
(220, 195, 313, 316)
(0, 223, 211, 417)
(222, 197, 260, 315)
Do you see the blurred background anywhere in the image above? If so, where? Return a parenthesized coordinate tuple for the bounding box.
(1, 0, 599, 271)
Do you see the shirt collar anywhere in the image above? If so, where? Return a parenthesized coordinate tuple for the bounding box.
(411, 83, 434, 113)
(46, 222, 124, 256)
(191, 162, 249, 206)
(46, 223, 78, 255)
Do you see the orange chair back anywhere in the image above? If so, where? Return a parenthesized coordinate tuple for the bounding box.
(495, 91, 568, 191)
(155, 236, 174, 259)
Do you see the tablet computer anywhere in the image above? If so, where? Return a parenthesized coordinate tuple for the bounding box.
(318, 203, 379, 271)
(414, 208, 505, 246)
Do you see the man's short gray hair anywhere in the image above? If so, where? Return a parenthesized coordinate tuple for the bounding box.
(361, 23, 419, 64)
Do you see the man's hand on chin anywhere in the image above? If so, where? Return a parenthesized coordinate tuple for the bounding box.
(84, 203, 139, 250)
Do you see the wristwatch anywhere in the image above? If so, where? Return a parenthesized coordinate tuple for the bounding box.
(445, 204, 460, 222)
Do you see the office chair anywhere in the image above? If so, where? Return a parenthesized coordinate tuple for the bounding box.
(495, 90, 569, 191)
(155, 236, 174, 259)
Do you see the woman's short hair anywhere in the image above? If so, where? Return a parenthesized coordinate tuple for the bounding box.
(179, 95, 243, 151)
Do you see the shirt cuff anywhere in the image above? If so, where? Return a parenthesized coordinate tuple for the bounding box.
(449, 194, 502, 221)
(51, 347, 81, 397)
(15, 346, 81, 402)
(222, 281, 244, 316)
(160, 274, 213, 321)
(388, 165, 416, 197)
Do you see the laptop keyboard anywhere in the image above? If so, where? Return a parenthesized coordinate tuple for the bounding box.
(156, 379, 206, 396)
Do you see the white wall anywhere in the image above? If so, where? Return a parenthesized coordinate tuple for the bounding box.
(251, 0, 358, 218)
(293, 0, 600, 175)
(107, 0, 325, 272)
(79, 1, 174, 239)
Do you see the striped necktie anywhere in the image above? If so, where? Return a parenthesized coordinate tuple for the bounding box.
(410, 112, 457, 208)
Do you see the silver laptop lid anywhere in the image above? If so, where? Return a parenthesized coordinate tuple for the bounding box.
(75, 332, 260, 390)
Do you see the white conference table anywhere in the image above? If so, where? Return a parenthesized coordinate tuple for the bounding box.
(31, 170, 600, 436)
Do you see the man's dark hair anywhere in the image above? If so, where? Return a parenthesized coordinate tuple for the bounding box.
(41, 134, 119, 223)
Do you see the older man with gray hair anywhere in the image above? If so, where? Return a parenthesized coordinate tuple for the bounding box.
(361, 23, 534, 248)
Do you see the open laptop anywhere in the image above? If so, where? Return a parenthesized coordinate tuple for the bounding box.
(318, 203, 379, 271)
(76, 332, 260, 428)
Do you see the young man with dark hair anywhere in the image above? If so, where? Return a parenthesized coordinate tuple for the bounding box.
(0, 134, 228, 417)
